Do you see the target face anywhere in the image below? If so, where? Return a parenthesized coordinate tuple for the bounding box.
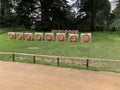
(57, 33, 66, 42)
(45, 33, 54, 41)
(25, 33, 32, 41)
(35, 33, 43, 41)
(69, 34, 78, 42)
(81, 33, 91, 43)
(16, 33, 23, 40)
(8, 32, 15, 40)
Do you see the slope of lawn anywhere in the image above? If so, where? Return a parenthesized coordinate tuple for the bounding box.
(0, 28, 120, 60)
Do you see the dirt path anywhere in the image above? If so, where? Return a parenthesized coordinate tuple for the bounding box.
(0, 61, 120, 90)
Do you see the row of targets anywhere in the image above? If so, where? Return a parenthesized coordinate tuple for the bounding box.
(8, 32, 91, 42)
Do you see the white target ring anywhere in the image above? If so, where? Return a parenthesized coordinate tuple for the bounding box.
(81, 33, 91, 43)
(36, 34, 41, 41)
(57, 33, 66, 42)
(25, 34, 31, 40)
(16, 33, 23, 40)
(17, 34, 22, 40)
(83, 35, 90, 42)
(46, 35, 52, 41)
(25, 33, 32, 41)
(70, 36, 77, 42)
(9, 34, 14, 39)
(45, 33, 54, 41)
(58, 35, 64, 41)
(8, 32, 15, 40)
(35, 33, 43, 41)
(69, 34, 78, 42)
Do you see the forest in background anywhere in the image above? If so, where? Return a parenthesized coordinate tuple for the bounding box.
(0, 0, 120, 32)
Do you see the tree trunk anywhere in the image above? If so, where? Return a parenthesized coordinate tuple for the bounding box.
(41, 4, 50, 22)
(90, 0, 96, 31)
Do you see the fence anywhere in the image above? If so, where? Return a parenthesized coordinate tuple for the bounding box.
(0, 52, 120, 72)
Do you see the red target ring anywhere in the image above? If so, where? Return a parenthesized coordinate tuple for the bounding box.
(36, 34, 41, 41)
(25, 34, 31, 41)
(16, 34, 22, 40)
(82, 35, 90, 42)
(46, 34, 52, 41)
(9, 34, 14, 39)
(70, 35, 77, 42)
(58, 35, 64, 41)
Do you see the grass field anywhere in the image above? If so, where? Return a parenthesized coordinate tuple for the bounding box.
(0, 28, 120, 72)
(0, 28, 120, 60)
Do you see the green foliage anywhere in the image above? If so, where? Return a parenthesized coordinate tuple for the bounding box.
(75, 0, 111, 31)
(109, 19, 120, 32)
(15, 0, 37, 29)
(0, 0, 113, 31)
(109, 1, 120, 32)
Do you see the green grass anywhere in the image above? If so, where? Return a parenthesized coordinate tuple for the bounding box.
(0, 28, 120, 72)
(1, 28, 120, 60)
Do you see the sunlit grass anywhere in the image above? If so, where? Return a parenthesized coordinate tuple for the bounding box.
(0, 29, 120, 72)
(0, 29, 120, 60)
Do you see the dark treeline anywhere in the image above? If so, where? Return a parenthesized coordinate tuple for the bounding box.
(0, 0, 119, 32)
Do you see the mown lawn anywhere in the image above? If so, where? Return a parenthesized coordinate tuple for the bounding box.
(0, 28, 120, 72)
(0, 28, 120, 60)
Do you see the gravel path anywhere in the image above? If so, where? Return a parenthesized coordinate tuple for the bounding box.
(0, 61, 120, 90)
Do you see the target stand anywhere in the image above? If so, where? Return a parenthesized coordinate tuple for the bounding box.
(56, 33, 66, 42)
(45, 33, 54, 41)
(69, 34, 79, 42)
(8, 32, 16, 40)
(16, 32, 24, 40)
(81, 33, 91, 43)
(35, 33, 43, 41)
(24, 33, 33, 41)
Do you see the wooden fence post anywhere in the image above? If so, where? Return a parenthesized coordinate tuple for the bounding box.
(86, 59, 89, 69)
(57, 57, 60, 66)
(12, 54, 15, 61)
(33, 56, 36, 63)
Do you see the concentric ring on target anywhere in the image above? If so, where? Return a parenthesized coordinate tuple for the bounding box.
(8, 32, 16, 40)
(70, 36, 77, 42)
(81, 33, 91, 43)
(69, 34, 78, 42)
(16, 33, 23, 40)
(57, 33, 66, 42)
(45, 33, 54, 41)
(24, 33, 32, 41)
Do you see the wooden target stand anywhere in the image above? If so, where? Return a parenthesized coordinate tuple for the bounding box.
(8, 32, 16, 40)
(56, 33, 66, 42)
(81, 33, 91, 43)
(45, 33, 54, 41)
(24, 33, 33, 41)
(35, 33, 43, 41)
(16, 32, 24, 40)
(69, 34, 79, 42)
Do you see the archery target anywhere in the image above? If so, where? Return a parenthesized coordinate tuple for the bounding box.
(16, 32, 23, 40)
(69, 34, 79, 42)
(35, 33, 43, 41)
(45, 33, 54, 41)
(24, 33, 33, 41)
(81, 33, 91, 42)
(56, 33, 66, 42)
(8, 32, 16, 40)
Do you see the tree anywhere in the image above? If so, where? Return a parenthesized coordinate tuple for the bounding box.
(0, 0, 11, 27)
(75, 0, 111, 31)
(36, 0, 73, 31)
(0, 0, 74, 30)
(15, 0, 38, 29)
(110, 0, 120, 32)
(113, 0, 120, 17)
